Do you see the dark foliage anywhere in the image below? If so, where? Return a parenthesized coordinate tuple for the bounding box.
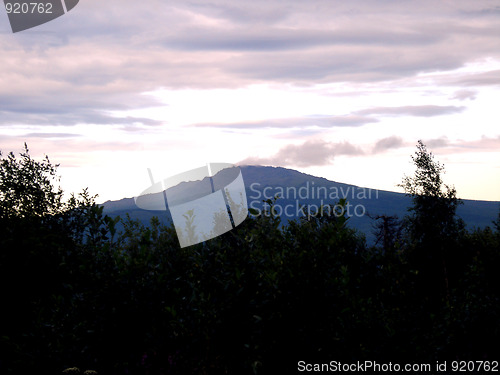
(0, 144, 499, 374)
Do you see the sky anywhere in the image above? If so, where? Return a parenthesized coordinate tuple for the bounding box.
(1, 0, 499, 203)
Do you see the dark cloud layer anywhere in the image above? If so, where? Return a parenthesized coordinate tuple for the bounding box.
(0, 0, 498, 129)
(0, 109, 163, 127)
(161, 27, 442, 52)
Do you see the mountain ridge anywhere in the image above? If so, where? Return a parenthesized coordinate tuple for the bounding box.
(101, 165, 499, 242)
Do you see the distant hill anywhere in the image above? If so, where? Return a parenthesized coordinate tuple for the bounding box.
(101, 165, 499, 243)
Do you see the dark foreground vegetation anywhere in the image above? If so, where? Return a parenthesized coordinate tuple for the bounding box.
(1, 143, 499, 374)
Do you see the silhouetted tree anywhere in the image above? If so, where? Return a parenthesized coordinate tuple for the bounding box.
(0, 143, 63, 220)
(399, 140, 464, 303)
(370, 214, 402, 251)
(0, 145, 115, 374)
(494, 205, 500, 233)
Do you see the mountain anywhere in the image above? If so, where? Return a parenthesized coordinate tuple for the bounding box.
(101, 165, 499, 243)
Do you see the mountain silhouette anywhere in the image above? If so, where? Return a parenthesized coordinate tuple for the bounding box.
(102, 165, 499, 243)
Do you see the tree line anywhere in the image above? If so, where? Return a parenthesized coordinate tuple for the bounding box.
(0, 142, 499, 374)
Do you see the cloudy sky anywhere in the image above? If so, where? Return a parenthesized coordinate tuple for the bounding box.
(1, 0, 499, 202)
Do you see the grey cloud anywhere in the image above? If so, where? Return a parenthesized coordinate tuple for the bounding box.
(194, 115, 377, 129)
(422, 136, 500, 152)
(162, 28, 441, 52)
(424, 137, 450, 148)
(184, 0, 500, 30)
(461, 6, 500, 17)
(452, 136, 500, 151)
(373, 136, 404, 153)
(225, 44, 477, 84)
(0, 108, 163, 127)
(239, 139, 364, 167)
(451, 90, 477, 101)
(23, 133, 82, 138)
(447, 70, 500, 87)
(356, 105, 465, 117)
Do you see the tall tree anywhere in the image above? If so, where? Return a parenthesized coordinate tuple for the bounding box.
(399, 140, 463, 245)
(0, 143, 63, 220)
(399, 140, 464, 302)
